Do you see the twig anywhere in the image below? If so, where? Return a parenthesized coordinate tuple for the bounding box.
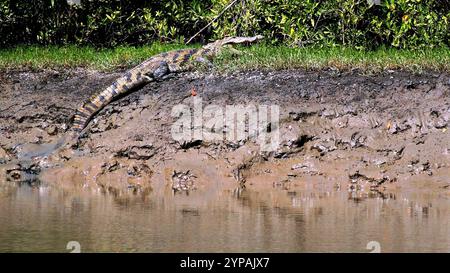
(186, 0, 241, 44)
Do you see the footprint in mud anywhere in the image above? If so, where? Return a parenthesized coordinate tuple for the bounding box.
(171, 170, 197, 193)
(5, 163, 40, 184)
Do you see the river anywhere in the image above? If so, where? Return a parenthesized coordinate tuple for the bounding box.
(0, 183, 449, 252)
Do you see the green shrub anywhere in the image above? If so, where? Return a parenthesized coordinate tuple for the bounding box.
(0, 0, 448, 49)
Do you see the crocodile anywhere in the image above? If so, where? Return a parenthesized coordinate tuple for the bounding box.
(72, 35, 263, 135)
(6, 35, 264, 175)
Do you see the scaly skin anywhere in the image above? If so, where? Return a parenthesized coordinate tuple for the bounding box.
(72, 35, 264, 134)
(6, 35, 264, 170)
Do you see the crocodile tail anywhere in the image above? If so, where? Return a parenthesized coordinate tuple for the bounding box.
(72, 80, 120, 132)
(72, 97, 101, 133)
(71, 69, 142, 132)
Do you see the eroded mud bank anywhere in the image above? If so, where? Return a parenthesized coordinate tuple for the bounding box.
(1, 69, 449, 197)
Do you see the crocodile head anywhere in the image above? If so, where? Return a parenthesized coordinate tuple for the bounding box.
(200, 35, 264, 58)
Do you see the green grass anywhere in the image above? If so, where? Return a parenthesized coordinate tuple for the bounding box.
(216, 45, 450, 73)
(0, 43, 449, 73)
(0, 43, 192, 71)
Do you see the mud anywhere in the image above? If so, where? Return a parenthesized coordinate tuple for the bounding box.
(1, 68, 449, 198)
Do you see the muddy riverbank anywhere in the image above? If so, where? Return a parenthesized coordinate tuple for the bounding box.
(1, 68, 449, 198)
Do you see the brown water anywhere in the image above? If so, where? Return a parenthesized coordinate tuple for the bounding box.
(0, 183, 449, 253)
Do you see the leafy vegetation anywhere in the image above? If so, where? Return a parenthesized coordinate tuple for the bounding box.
(1, 0, 449, 49)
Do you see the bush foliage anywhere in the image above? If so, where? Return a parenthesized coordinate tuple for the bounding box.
(1, 0, 449, 49)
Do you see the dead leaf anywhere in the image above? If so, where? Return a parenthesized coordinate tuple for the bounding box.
(191, 87, 197, 97)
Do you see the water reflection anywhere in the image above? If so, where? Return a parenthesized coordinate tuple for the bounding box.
(0, 182, 449, 252)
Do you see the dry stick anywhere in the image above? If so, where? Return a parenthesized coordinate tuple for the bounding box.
(186, 0, 241, 44)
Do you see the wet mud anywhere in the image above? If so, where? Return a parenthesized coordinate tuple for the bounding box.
(1, 68, 449, 198)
